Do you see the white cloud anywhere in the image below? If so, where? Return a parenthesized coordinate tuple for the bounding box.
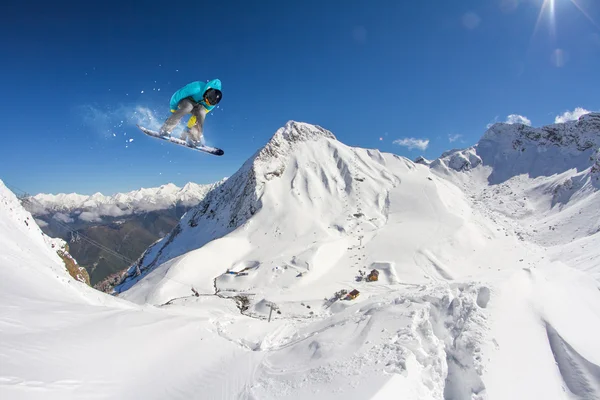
(35, 219, 49, 228)
(393, 138, 430, 151)
(505, 114, 532, 126)
(78, 211, 103, 223)
(554, 107, 591, 124)
(53, 213, 74, 223)
(448, 134, 463, 143)
(98, 204, 128, 218)
(76, 204, 130, 222)
(136, 202, 172, 213)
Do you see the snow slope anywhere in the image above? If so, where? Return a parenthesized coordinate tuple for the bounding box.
(2, 119, 600, 399)
(0, 180, 93, 305)
(0, 179, 255, 399)
(114, 120, 599, 399)
(430, 112, 600, 280)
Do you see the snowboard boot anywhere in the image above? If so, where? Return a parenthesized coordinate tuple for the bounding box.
(186, 137, 205, 148)
(158, 128, 171, 138)
(183, 128, 205, 147)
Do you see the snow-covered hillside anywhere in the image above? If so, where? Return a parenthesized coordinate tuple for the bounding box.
(27, 181, 223, 221)
(0, 179, 255, 399)
(112, 120, 600, 399)
(430, 113, 600, 279)
(0, 180, 92, 303)
(2, 119, 600, 400)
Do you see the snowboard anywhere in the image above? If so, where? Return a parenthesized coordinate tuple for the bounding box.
(136, 124, 224, 156)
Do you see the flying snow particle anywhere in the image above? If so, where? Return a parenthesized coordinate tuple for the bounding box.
(141, 90, 144, 94)
(128, 139, 134, 143)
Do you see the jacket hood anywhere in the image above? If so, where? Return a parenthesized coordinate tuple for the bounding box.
(204, 78, 222, 93)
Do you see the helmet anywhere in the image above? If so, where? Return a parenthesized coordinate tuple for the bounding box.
(203, 88, 222, 106)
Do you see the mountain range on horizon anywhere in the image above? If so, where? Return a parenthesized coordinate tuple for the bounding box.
(26, 181, 224, 220)
(22, 181, 222, 288)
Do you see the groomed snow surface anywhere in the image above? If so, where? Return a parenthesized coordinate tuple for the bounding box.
(1, 118, 600, 399)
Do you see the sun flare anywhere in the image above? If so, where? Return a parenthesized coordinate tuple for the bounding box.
(534, 0, 599, 38)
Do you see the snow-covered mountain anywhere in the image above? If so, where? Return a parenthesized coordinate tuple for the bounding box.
(431, 112, 600, 181)
(0, 180, 91, 288)
(429, 113, 600, 277)
(109, 120, 600, 399)
(2, 119, 600, 400)
(27, 181, 223, 222)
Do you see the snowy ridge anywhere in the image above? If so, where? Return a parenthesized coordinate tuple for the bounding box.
(426, 113, 600, 278)
(0, 180, 97, 304)
(414, 156, 432, 166)
(432, 112, 600, 181)
(592, 148, 600, 178)
(254, 121, 337, 180)
(431, 147, 482, 172)
(116, 121, 342, 290)
(27, 181, 223, 219)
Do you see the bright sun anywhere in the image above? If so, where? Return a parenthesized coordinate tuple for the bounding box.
(535, 0, 599, 37)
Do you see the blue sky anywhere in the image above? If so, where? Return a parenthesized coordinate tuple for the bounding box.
(1, 0, 598, 195)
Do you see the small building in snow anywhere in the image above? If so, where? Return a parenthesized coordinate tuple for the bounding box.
(345, 289, 360, 300)
(367, 269, 379, 282)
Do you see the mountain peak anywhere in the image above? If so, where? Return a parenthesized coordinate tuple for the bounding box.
(414, 156, 432, 166)
(258, 121, 336, 160)
(482, 112, 599, 150)
(244, 121, 337, 183)
(429, 113, 600, 184)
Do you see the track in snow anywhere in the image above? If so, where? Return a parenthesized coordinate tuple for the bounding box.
(545, 322, 600, 399)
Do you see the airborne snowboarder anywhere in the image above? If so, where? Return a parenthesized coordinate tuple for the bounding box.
(159, 79, 222, 146)
(137, 79, 224, 155)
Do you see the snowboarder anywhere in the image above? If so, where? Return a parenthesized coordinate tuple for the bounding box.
(158, 79, 222, 146)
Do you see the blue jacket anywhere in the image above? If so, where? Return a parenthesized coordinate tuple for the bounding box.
(169, 79, 222, 112)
